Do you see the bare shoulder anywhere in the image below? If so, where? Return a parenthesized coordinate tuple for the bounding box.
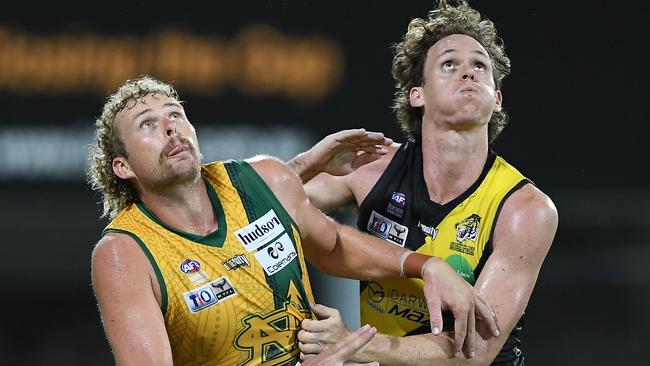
(246, 154, 290, 172)
(353, 142, 400, 178)
(245, 154, 301, 188)
(245, 154, 306, 207)
(505, 183, 558, 224)
(494, 183, 558, 251)
(93, 232, 142, 263)
(345, 142, 401, 204)
(91, 232, 152, 284)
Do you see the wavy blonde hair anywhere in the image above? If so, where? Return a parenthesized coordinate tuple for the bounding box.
(87, 75, 179, 219)
(392, 0, 511, 143)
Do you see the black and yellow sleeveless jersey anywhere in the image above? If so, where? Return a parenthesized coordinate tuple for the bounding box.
(104, 160, 314, 366)
(357, 141, 529, 365)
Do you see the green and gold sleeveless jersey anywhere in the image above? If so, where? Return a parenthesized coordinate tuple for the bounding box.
(104, 160, 314, 366)
(357, 143, 529, 337)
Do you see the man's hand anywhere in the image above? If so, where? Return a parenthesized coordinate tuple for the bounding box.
(421, 257, 500, 358)
(299, 304, 377, 366)
(289, 128, 393, 182)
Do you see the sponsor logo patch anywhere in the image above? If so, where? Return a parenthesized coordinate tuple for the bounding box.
(253, 233, 297, 276)
(222, 253, 251, 271)
(445, 254, 476, 284)
(183, 276, 236, 313)
(363, 284, 430, 323)
(367, 281, 385, 303)
(235, 210, 285, 252)
(386, 288, 430, 326)
(367, 210, 408, 246)
(417, 221, 438, 239)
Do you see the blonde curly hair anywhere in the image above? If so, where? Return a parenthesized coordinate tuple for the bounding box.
(392, 0, 511, 143)
(87, 75, 179, 219)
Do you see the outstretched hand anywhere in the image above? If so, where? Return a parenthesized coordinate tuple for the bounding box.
(421, 257, 500, 358)
(291, 128, 393, 182)
(299, 304, 377, 366)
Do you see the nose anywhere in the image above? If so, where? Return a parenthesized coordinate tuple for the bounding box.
(462, 73, 475, 81)
(164, 118, 177, 137)
(461, 64, 476, 81)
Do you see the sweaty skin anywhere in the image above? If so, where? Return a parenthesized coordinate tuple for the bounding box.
(297, 34, 557, 364)
(91, 92, 498, 366)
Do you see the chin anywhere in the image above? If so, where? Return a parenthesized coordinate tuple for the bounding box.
(163, 161, 201, 183)
(448, 114, 483, 126)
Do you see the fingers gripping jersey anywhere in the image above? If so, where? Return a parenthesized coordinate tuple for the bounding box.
(104, 160, 314, 366)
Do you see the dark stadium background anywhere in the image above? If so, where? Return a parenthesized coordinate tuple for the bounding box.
(1, 1, 648, 364)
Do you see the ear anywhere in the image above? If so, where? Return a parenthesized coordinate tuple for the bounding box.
(494, 89, 503, 112)
(409, 86, 425, 107)
(112, 157, 136, 180)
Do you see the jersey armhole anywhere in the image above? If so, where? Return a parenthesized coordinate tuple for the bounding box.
(475, 178, 531, 275)
(223, 159, 301, 236)
(358, 142, 410, 224)
(103, 229, 169, 316)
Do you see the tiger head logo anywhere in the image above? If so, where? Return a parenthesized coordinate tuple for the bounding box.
(454, 214, 481, 243)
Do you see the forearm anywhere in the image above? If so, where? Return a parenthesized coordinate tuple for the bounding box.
(359, 333, 493, 366)
(315, 224, 430, 281)
(286, 128, 393, 184)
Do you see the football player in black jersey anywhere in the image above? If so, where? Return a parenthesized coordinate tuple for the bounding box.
(291, 1, 557, 364)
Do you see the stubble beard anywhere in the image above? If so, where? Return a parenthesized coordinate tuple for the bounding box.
(154, 138, 203, 189)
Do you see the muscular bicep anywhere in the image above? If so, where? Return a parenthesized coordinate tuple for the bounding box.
(473, 184, 558, 357)
(360, 186, 558, 366)
(304, 172, 354, 213)
(250, 157, 403, 280)
(249, 157, 340, 268)
(91, 233, 173, 366)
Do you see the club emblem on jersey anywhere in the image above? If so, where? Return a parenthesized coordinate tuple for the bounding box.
(234, 301, 307, 365)
(386, 192, 406, 218)
(180, 259, 201, 274)
(183, 276, 237, 313)
(455, 214, 481, 243)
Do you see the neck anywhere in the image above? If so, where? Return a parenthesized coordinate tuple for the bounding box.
(138, 175, 217, 236)
(420, 121, 489, 204)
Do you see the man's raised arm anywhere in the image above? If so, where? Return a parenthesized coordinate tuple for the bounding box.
(299, 184, 558, 365)
(249, 156, 500, 357)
